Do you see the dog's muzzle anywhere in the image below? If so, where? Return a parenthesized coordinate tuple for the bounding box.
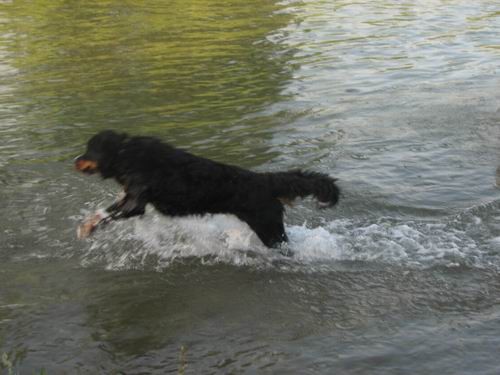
(74, 155, 98, 174)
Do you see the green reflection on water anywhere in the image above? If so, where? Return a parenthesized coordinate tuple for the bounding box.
(0, 0, 298, 165)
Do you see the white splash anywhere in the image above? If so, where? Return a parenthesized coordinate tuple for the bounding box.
(78, 206, 498, 271)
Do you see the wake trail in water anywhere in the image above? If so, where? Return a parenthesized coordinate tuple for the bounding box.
(77, 200, 500, 272)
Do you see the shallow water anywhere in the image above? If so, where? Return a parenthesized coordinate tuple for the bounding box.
(1, 0, 500, 373)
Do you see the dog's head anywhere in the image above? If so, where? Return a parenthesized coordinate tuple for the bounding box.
(75, 130, 128, 178)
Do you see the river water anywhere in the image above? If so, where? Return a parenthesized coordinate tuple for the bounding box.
(1, 0, 499, 373)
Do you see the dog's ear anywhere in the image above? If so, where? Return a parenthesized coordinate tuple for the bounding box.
(86, 130, 129, 178)
(89, 130, 128, 153)
(105, 130, 128, 150)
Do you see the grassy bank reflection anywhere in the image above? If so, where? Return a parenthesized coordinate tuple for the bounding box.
(0, 0, 299, 164)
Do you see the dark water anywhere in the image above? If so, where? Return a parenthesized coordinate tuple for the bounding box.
(1, 0, 500, 373)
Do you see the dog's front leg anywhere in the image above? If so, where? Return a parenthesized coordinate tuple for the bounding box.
(107, 184, 148, 220)
(77, 191, 127, 239)
(77, 183, 149, 239)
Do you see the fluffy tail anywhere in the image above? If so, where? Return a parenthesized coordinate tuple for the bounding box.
(267, 170, 340, 207)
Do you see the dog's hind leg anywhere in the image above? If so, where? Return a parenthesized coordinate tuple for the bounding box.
(236, 201, 287, 248)
(239, 213, 287, 248)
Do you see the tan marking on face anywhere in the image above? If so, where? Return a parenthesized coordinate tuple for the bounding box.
(75, 159, 98, 172)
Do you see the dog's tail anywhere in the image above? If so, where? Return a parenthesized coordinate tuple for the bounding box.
(267, 170, 340, 207)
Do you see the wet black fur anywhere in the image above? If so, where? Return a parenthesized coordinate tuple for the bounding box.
(76, 130, 340, 247)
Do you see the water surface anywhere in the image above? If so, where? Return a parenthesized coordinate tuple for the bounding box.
(1, 0, 500, 373)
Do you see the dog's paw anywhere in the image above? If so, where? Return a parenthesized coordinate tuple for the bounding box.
(77, 211, 106, 239)
(77, 220, 96, 239)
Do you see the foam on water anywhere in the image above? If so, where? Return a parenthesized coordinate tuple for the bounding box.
(79, 201, 500, 271)
(290, 219, 479, 267)
(82, 213, 276, 270)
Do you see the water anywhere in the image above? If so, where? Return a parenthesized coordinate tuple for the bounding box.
(1, 0, 499, 373)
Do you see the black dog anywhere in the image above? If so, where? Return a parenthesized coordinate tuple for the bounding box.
(75, 130, 340, 247)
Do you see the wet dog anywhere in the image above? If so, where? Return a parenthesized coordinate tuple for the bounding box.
(75, 130, 340, 247)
